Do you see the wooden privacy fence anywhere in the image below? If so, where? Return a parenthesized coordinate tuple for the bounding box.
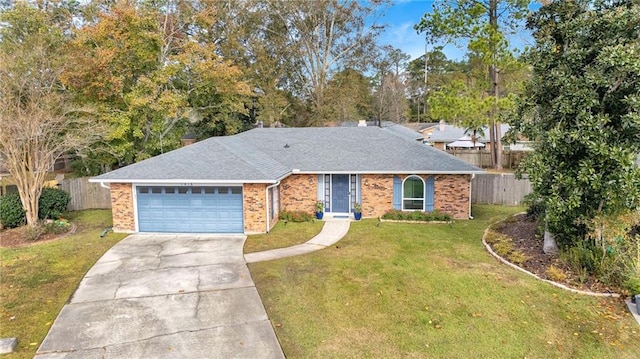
(471, 173, 532, 206)
(447, 150, 529, 169)
(58, 177, 111, 211)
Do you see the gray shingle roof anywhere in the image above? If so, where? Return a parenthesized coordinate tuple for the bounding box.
(338, 121, 423, 140)
(93, 126, 483, 183)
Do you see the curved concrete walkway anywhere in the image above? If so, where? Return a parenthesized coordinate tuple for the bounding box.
(245, 219, 351, 263)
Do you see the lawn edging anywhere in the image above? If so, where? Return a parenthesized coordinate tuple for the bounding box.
(482, 217, 620, 298)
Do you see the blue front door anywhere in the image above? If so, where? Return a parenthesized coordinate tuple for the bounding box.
(332, 174, 350, 212)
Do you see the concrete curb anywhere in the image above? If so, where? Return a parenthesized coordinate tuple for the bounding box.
(0, 338, 17, 354)
(625, 299, 640, 326)
(482, 217, 621, 298)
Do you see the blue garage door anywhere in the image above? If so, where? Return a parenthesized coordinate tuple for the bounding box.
(136, 186, 243, 233)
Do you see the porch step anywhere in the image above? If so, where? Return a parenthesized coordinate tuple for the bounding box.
(321, 214, 354, 221)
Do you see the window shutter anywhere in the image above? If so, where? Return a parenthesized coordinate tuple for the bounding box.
(425, 176, 434, 212)
(393, 176, 402, 210)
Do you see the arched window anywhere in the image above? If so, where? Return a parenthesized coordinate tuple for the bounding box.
(402, 176, 425, 210)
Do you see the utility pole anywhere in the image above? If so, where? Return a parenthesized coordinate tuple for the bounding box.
(424, 42, 428, 123)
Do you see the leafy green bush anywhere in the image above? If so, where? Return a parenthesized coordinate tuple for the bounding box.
(522, 192, 545, 220)
(0, 192, 26, 228)
(38, 187, 71, 220)
(623, 277, 640, 295)
(0, 187, 71, 228)
(562, 241, 599, 274)
(381, 210, 451, 222)
(279, 211, 314, 223)
(562, 235, 640, 294)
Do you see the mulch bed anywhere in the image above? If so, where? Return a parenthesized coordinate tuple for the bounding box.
(0, 224, 76, 248)
(492, 213, 617, 294)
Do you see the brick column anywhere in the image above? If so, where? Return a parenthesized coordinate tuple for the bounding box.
(243, 183, 267, 234)
(109, 183, 135, 232)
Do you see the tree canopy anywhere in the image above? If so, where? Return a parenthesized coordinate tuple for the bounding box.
(508, 0, 640, 245)
(0, 2, 102, 227)
(62, 1, 252, 173)
(415, 0, 530, 168)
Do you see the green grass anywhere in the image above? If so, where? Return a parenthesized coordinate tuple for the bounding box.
(250, 205, 640, 358)
(244, 220, 324, 253)
(0, 210, 127, 358)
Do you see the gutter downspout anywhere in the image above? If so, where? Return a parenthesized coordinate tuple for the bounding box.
(99, 182, 110, 190)
(265, 181, 280, 233)
(469, 174, 475, 219)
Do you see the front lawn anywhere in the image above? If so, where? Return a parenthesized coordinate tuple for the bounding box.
(0, 210, 127, 358)
(249, 205, 640, 358)
(244, 220, 324, 253)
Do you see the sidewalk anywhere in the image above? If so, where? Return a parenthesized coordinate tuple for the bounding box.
(244, 219, 350, 263)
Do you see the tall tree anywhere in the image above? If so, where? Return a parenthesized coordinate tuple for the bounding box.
(324, 68, 373, 123)
(263, 0, 388, 125)
(508, 0, 640, 245)
(194, 0, 296, 127)
(0, 2, 102, 227)
(406, 49, 460, 121)
(415, 0, 529, 168)
(372, 46, 410, 125)
(62, 1, 251, 172)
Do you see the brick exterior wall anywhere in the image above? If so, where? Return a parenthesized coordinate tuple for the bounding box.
(107, 174, 470, 234)
(361, 174, 393, 218)
(110, 183, 135, 232)
(434, 174, 471, 219)
(280, 174, 317, 214)
(243, 183, 269, 234)
(359, 174, 470, 220)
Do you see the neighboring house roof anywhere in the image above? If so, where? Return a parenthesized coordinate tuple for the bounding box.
(403, 122, 439, 132)
(447, 136, 486, 148)
(92, 126, 483, 184)
(382, 123, 424, 141)
(339, 121, 423, 141)
(427, 123, 511, 143)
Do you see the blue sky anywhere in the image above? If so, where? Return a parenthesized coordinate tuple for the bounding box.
(379, 0, 538, 62)
(377, 0, 442, 61)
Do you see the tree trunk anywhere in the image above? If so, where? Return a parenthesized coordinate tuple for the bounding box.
(25, 190, 40, 227)
(489, 0, 503, 170)
(493, 68, 503, 170)
(543, 223, 559, 255)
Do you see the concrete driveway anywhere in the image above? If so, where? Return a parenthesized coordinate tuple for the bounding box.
(35, 234, 284, 359)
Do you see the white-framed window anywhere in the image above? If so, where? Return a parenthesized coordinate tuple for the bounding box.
(402, 175, 424, 210)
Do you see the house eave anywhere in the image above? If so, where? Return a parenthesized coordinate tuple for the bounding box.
(288, 170, 485, 175)
(89, 169, 485, 185)
(88, 178, 279, 185)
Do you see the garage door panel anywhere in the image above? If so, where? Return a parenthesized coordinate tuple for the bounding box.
(163, 199, 178, 207)
(137, 186, 243, 233)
